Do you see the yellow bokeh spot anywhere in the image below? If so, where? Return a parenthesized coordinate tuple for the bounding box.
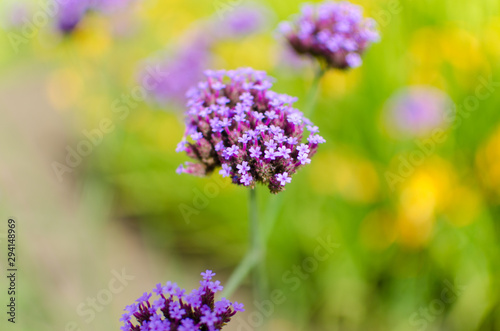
(140, 0, 199, 43)
(72, 16, 112, 59)
(396, 212, 434, 249)
(409, 28, 444, 68)
(439, 26, 485, 73)
(157, 113, 183, 149)
(310, 149, 380, 204)
(321, 69, 361, 98)
(400, 173, 438, 221)
(409, 26, 488, 89)
(398, 158, 455, 209)
(408, 68, 446, 89)
(46, 67, 84, 112)
(482, 17, 500, 57)
(395, 158, 457, 247)
(212, 35, 275, 71)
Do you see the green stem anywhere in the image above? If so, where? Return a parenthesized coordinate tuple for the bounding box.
(250, 188, 267, 303)
(262, 193, 285, 243)
(221, 248, 258, 298)
(304, 66, 326, 118)
(222, 189, 265, 299)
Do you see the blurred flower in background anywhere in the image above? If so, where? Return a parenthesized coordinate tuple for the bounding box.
(212, 4, 270, 40)
(139, 4, 270, 108)
(55, 0, 139, 33)
(278, 0, 380, 69)
(140, 38, 212, 107)
(56, 0, 89, 33)
(382, 86, 453, 139)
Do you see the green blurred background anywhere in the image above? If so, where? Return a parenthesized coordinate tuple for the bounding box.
(1, 0, 500, 330)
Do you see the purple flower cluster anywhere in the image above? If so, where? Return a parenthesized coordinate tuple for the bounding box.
(278, 1, 380, 69)
(121, 270, 244, 331)
(176, 68, 325, 194)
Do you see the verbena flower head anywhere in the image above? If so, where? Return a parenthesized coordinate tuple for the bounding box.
(176, 68, 325, 194)
(121, 270, 244, 331)
(278, 1, 380, 69)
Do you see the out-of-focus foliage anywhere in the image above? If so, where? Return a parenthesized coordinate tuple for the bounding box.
(1, 0, 500, 330)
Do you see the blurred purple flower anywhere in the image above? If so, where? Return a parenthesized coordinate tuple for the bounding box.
(56, 0, 90, 33)
(212, 4, 269, 39)
(141, 39, 211, 106)
(140, 4, 269, 108)
(278, 1, 380, 70)
(55, 0, 137, 33)
(383, 86, 453, 138)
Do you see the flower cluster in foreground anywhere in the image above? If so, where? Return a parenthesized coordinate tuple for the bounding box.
(176, 68, 325, 194)
(121, 270, 244, 331)
(278, 1, 380, 69)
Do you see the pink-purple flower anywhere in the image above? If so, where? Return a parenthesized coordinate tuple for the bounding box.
(120, 270, 243, 331)
(176, 68, 325, 194)
(278, 1, 380, 69)
(383, 86, 453, 138)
